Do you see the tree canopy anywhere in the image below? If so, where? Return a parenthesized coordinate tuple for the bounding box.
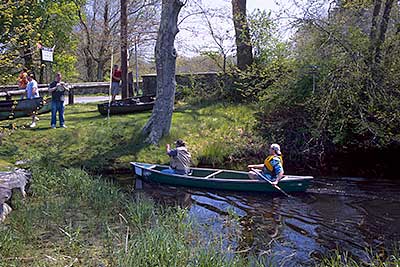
(0, 0, 84, 84)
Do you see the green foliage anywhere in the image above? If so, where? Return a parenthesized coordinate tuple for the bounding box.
(252, 1, 400, 172)
(319, 247, 400, 267)
(248, 9, 289, 65)
(0, 0, 83, 84)
(216, 10, 293, 103)
(0, 0, 41, 83)
(223, 58, 294, 103)
(125, 192, 156, 229)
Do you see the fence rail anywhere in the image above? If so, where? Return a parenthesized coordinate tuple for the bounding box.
(0, 82, 141, 104)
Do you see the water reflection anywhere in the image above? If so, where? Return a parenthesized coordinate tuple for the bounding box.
(133, 177, 400, 266)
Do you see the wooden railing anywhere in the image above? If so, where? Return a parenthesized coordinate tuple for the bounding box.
(0, 82, 142, 104)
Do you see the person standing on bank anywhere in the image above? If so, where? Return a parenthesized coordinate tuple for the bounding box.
(162, 139, 192, 175)
(48, 72, 68, 129)
(26, 73, 40, 128)
(111, 64, 122, 102)
(18, 67, 28, 99)
(248, 143, 284, 185)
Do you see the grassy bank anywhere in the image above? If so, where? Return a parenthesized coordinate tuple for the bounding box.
(0, 102, 257, 173)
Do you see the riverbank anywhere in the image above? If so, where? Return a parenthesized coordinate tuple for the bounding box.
(0, 102, 399, 266)
(0, 102, 259, 266)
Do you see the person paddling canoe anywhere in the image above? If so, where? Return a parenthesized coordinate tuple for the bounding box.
(248, 143, 284, 185)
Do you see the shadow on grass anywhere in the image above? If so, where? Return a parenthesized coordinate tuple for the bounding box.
(28, 101, 254, 176)
(67, 114, 104, 122)
(70, 115, 154, 174)
(174, 101, 243, 124)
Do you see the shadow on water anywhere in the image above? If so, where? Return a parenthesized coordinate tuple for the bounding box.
(113, 174, 400, 266)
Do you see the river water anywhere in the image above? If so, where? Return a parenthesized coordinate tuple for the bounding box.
(130, 176, 400, 266)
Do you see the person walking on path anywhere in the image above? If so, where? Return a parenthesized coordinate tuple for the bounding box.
(111, 64, 122, 102)
(48, 72, 68, 129)
(248, 143, 284, 185)
(26, 73, 40, 128)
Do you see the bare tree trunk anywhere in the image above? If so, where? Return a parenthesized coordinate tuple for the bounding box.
(84, 48, 95, 81)
(369, 0, 382, 67)
(39, 62, 45, 84)
(22, 47, 33, 70)
(97, 61, 105, 81)
(142, 0, 185, 144)
(375, 0, 395, 65)
(121, 0, 128, 99)
(232, 0, 253, 70)
(369, 0, 395, 86)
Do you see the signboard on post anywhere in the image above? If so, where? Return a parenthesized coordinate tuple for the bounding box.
(41, 46, 54, 62)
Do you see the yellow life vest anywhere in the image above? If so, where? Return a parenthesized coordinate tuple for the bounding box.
(264, 155, 283, 172)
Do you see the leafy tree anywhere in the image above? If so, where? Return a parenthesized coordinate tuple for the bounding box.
(0, 0, 83, 84)
(0, 0, 40, 84)
(223, 9, 291, 103)
(254, 0, 400, 175)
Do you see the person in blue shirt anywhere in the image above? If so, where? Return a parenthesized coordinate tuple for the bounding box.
(48, 72, 69, 129)
(248, 143, 284, 185)
(161, 139, 192, 175)
(26, 74, 40, 128)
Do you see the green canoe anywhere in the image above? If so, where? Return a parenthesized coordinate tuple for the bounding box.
(0, 97, 51, 121)
(97, 95, 155, 116)
(131, 162, 313, 193)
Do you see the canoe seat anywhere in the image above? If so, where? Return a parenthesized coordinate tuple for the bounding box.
(204, 170, 223, 179)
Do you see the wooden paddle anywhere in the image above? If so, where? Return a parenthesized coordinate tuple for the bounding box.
(251, 168, 291, 198)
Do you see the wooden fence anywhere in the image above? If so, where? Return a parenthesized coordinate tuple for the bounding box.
(0, 82, 142, 104)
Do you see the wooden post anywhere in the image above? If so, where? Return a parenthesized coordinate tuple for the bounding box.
(135, 37, 139, 95)
(68, 88, 74, 105)
(120, 0, 128, 99)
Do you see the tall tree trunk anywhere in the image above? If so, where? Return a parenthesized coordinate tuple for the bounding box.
(97, 61, 105, 81)
(369, 0, 395, 86)
(232, 0, 253, 70)
(22, 47, 33, 71)
(142, 0, 184, 144)
(121, 0, 128, 99)
(84, 48, 95, 81)
(375, 0, 395, 65)
(39, 62, 45, 84)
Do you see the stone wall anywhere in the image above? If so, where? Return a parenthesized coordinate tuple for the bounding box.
(1, 72, 221, 99)
(142, 72, 220, 96)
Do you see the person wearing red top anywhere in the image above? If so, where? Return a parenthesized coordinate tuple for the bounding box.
(111, 64, 122, 101)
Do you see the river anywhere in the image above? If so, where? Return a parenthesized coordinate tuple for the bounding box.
(125, 176, 400, 266)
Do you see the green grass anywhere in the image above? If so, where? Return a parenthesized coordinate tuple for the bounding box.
(318, 248, 400, 267)
(0, 102, 258, 173)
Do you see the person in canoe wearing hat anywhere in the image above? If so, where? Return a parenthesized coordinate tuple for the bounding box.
(248, 143, 284, 185)
(162, 139, 192, 175)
